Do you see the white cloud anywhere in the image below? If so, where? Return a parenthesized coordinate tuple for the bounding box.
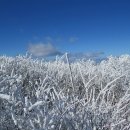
(68, 52, 104, 61)
(85, 52, 104, 58)
(69, 37, 78, 43)
(44, 36, 53, 42)
(28, 43, 62, 57)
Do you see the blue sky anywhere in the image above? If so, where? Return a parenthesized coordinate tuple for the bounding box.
(0, 0, 130, 57)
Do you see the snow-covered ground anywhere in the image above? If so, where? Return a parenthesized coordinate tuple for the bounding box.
(0, 54, 130, 130)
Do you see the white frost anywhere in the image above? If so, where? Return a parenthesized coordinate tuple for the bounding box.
(0, 93, 11, 101)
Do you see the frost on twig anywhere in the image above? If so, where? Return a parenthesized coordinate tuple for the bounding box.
(0, 54, 130, 130)
(0, 93, 11, 101)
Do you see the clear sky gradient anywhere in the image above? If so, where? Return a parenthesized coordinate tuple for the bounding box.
(0, 0, 130, 57)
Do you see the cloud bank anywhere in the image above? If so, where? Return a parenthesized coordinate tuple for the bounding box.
(28, 43, 62, 57)
(69, 52, 104, 58)
(67, 52, 105, 62)
(27, 42, 104, 61)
